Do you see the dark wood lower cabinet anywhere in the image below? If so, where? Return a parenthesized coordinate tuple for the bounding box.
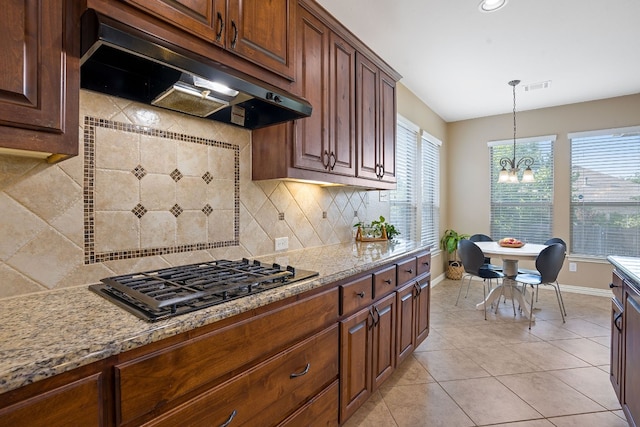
(609, 263, 640, 427)
(0, 250, 431, 427)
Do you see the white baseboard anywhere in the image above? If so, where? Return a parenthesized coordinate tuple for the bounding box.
(431, 273, 612, 298)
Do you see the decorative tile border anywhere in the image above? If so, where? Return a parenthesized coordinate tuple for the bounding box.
(83, 116, 240, 264)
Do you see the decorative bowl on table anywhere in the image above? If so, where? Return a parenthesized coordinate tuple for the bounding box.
(498, 237, 525, 248)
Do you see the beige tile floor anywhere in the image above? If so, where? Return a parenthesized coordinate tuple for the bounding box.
(343, 279, 629, 427)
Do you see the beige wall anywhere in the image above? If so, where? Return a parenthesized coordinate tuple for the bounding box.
(446, 93, 640, 289)
(396, 83, 448, 279)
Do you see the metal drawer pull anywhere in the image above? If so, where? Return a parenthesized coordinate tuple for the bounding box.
(231, 21, 238, 48)
(384, 279, 392, 285)
(216, 12, 224, 42)
(614, 312, 623, 333)
(219, 410, 237, 427)
(290, 363, 310, 378)
(405, 269, 413, 274)
(609, 282, 619, 288)
(357, 291, 365, 298)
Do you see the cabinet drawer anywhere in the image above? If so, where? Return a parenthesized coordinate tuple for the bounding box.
(397, 257, 417, 285)
(116, 288, 338, 425)
(340, 275, 373, 316)
(144, 325, 339, 427)
(373, 265, 397, 298)
(417, 251, 431, 276)
(278, 380, 339, 426)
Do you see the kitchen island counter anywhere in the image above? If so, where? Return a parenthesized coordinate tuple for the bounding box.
(0, 240, 427, 394)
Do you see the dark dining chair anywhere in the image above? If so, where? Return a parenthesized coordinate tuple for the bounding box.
(514, 243, 567, 329)
(469, 233, 501, 271)
(456, 239, 504, 320)
(518, 237, 567, 303)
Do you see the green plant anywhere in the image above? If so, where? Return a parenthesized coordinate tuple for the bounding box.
(354, 215, 401, 240)
(439, 229, 469, 262)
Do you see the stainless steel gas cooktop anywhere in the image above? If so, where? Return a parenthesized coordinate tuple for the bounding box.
(89, 259, 319, 322)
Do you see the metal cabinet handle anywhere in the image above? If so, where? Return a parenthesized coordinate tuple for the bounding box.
(329, 152, 337, 170)
(216, 12, 224, 42)
(219, 410, 237, 427)
(290, 363, 310, 378)
(609, 282, 618, 288)
(322, 150, 330, 169)
(614, 311, 623, 333)
(357, 291, 365, 298)
(384, 279, 392, 285)
(405, 269, 413, 274)
(368, 307, 375, 329)
(373, 306, 381, 326)
(231, 20, 238, 48)
(413, 281, 421, 296)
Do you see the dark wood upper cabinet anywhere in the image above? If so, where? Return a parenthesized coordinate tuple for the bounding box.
(121, 0, 294, 79)
(252, 0, 398, 189)
(0, 0, 79, 163)
(356, 53, 396, 184)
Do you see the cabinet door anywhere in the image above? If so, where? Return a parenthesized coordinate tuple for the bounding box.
(378, 69, 397, 183)
(355, 54, 380, 181)
(414, 275, 431, 346)
(293, 7, 329, 172)
(396, 282, 415, 366)
(328, 31, 356, 177)
(611, 298, 623, 401)
(371, 293, 396, 390)
(121, 0, 226, 45)
(0, 0, 78, 161)
(227, 0, 294, 79)
(339, 308, 372, 423)
(0, 373, 104, 427)
(623, 286, 640, 426)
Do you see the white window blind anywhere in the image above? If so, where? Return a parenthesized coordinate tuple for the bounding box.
(569, 126, 640, 257)
(390, 118, 418, 241)
(421, 131, 440, 248)
(489, 136, 555, 244)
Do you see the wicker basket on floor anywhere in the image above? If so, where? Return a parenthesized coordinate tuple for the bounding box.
(446, 261, 464, 280)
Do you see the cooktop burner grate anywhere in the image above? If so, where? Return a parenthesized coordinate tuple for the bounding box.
(89, 259, 318, 322)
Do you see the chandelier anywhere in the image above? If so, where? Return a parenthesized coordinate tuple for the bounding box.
(498, 80, 535, 183)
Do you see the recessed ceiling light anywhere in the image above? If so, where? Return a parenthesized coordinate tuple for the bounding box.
(479, 0, 508, 13)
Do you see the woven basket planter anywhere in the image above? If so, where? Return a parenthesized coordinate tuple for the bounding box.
(446, 261, 464, 280)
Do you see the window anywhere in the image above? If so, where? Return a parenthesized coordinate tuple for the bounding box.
(569, 126, 640, 257)
(421, 131, 441, 247)
(489, 136, 555, 244)
(390, 116, 441, 249)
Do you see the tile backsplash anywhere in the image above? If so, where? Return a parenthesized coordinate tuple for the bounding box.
(0, 91, 372, 298)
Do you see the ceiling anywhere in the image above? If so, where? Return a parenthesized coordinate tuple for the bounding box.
(315, 0, 640, 122)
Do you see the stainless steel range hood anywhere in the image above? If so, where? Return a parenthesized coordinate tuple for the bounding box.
(80, 10, 312, 129)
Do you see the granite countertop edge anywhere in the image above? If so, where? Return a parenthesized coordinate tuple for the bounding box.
(0, 241, 429, 394)
(608, 255, 640, 286)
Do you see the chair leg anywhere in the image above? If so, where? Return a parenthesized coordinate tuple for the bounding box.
(455, 275, 466, 306)
(556, 282, 567, 316)
(483, 280, 487, 320)
(529, 285, 535, 330)
(551, 283, 566, 323)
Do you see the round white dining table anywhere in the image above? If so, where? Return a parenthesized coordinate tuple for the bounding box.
(473, 241, 548, 321)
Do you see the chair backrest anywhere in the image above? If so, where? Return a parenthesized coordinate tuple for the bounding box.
(458, 239, 486, 275)
(544, 237, 567, 251)
(469, 234, 493, 242)
(535, 243, 566, 283)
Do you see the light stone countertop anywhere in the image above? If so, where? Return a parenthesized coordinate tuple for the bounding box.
(608, 255, 640, 287)
(0, 240, 428, 394)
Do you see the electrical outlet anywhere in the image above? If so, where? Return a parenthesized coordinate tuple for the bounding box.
(569, 262, 577, 272)
(275, 237, 288, 251)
